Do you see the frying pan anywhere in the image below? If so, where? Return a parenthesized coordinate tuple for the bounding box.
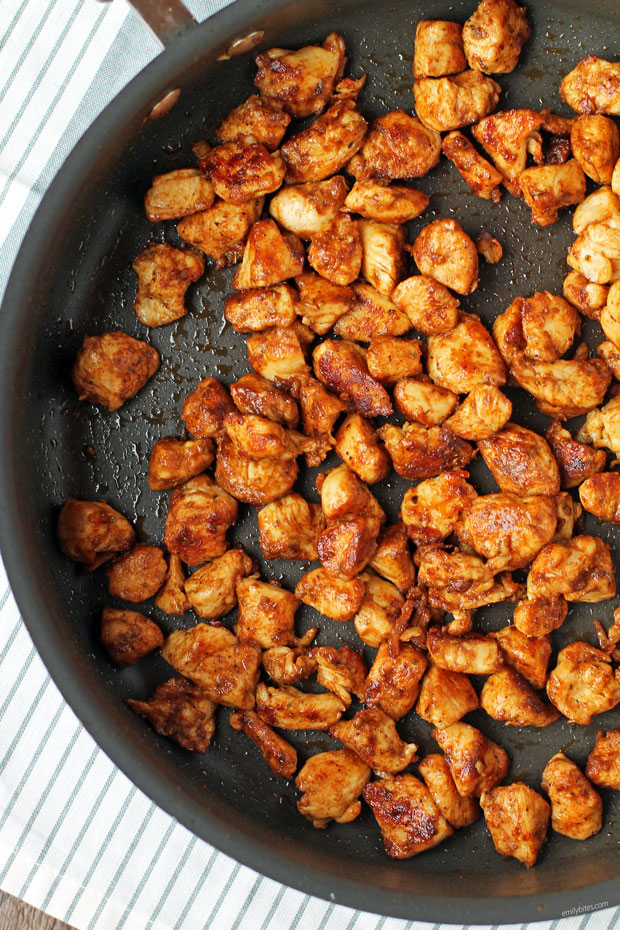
(1, 0, 620, 921)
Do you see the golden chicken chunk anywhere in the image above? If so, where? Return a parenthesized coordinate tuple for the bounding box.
(344, 180, 429, 223)
(334, 284, 411, 341)
(215, 435, 298, 505)
(441, 131, 503, 201)
(299, 647, 362, 708)
(463, 0, 530, 73)
(296, 749, 370, 829)
(573, 185, 620, 234)
(478, 423, 560, 497)
(413, 20, 467, 78)
(223, 411, 311, 461)
(601, 279, 620, 347)
(72, 331, 160, 411)
(520, 291, 580, 362)
(458, 493, 557, 572)
(184, 548, 253, 620)
(481, 783, 549, 868)
(127, 678, 216, 753)
(307, 213, 362, 286)
(379, 422, 475, 481)
(144, 168, 214, 222)
(571, 115, 620, 184)
(542, 753, 602, 840)
(553, 491, 581, 544)
(493, 625, 551, 690)
(560, 56, 620, 116)
(512, 356, 611, 420)
(101, 608, 163, 666)
(598, 339, 620, 378)
(256, 683, 346, 730)
(281, 100, 367, 183)
(57, 499, 135, 570)
(106, 544, 167, 603)
(414, 71, 501, 133)
(295, 566, 366, 621)
(262, 646, 316, 685)
(391, 275, 460, 335)
(164, 474, 238, 565)
(354, 571, 404, 647)
(363, 774, 453, 859)
(334, 415, 391, 484)
(420, 549, 519, 616)
(155, 555, 190, 615)
(369, 524, 416, 593)
(586, 730, 620, 790)
(295, 272, 354, 335)
(161, 623, 261, 710)
(147, 437, 215, 491)
(330, 709, 417, 774)
(412, 219, 478, 295)
(567, 225, 620, 285)
(230, 710, 297, 778)
(230, 373, 299, 428)
(317, 516, 380, 578)
(418, 755, 480, 828)
(519, 160, 586, 226)
(427, 627, 502, 675)
(476, 230, 503, 264)
(215, 95, 290, 150)
(481, 668, 561, 727)
(547, 641, 620, 724)
(269, 176, 348, 239)
(181, 377, 235, 439)
(545, 420, 607, 490)
(232, 219, 304, 289)
(313, 339, 393, 417)
(444, 385, 512, 441)
(366, 336, 424, 386)
(472, 109, 544, 193)
(527, 536, 616, 604)
(580, 472, 620, 523)
(349, 110, 441, 181)
(235, 575, 312, 649)
(393, 378, 458, 427)
(579, 395, 620, 457)
(254, 33, 346, 118)
(427, 314, 506, 392)
(416, 665, 479, 728)
(224, 284, 298, 332)
(513, 595, 568, 637)
(247, 326, 311, 386)
(318, 462, 385, 525)
(563, 270, 609, 319)
(365, 641, 428, 720)
(434, 722, 509, 798)
(357, 220, 406, 296)
(401, 470, 477, 546)
(258, 493, 325, 561)
(177, 196, 263, 269)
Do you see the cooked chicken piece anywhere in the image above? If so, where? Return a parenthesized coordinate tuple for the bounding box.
(416, 665, 479, 728)
(356, 220, 406, 296)
(281, 100, 367, 183)
(519, 160, 586, 226)
(348, 110, 441, 181)
(318, 462, 385, 525)
(364, 774, 453, 858)
(164, 474, 238, 565)
(334, 284, 411, 341)
(365, 641, 428, 720)
(222, 411, 310, 461)
(232, 219, 304, 289)
(72, 331, 159, 411)
(161, 623, 261, 709)
(101, 608, 163, 666)
(442, 132, 503, 201)
(262, 646, 316, 684)
(580, 472, 620, 523)
(427, 627, 502, 675)
(414, 71, 501, 133)
(481, 668, 561, 727)
(295, 273, 354, 335)
(567, 227, 620, 285)
(378, 422, 475, 480)
(309, 645, 366, 705)
(246, 328, 310, 392)
(270, 177, 349, 241)
(492, 298, 528, 367)
(254, 33, 345, 118)
(57, 499, 135, 570)
(571, 115, 620, 184)
(295, 566, 365, 621)
(224, 285, 297, 332)
(106, 544, 167, 602)
(391, 275, 460, 335)
(458, 493, 557, 572)
(393, 379, 458, 427)
(481, 783, 549, 867)
(578, 394, 620, 457)
(256, 683, 346, 730)
(215, 435, 297, 505)
(462, 0, 530, 73)
(573, 185, 620, 234)
(313, 339, 393, 417)
(412, 220, 478, 295)
(201, 139, 286, 204)
(155, 555, 190, 615)
(598, 339, 620, 378)
(401, 470, 477, 546)
(258, 493, 325, 561)
(177, 196, 263, 269)
(334, 415, 391, 484)
(527, 536, 616, 604)
(230, 373, 299, 429)
(546, 641, 620, 724)
(427, 314, 506, 392)
(235, 574, 311, 649)
(229, 710, 297, 778)
(476, 231, 503, 264)
(354, 571, 405, 646)
(317, 516, 380, 578)
(414, 20, 467, 77)
(307, 213, 362, 286)
(368, 524, 415, 594)
(553, 491, 581, 544)
(545, 420, 607, 490)
(330, 709, 416, 775)
(542, 753, 602, 840)
(144, 168, 214, 222)
(539, 108, 575, 135)
(127, 678, 216, 753)
(434, 722, 508, 798)
(493, 626, 551, 690)
(366, 336, 423, 386)
(148, 437, 215, 491)
(444, 386, 512, 441)
(586, 730, 620, 789)
(184, 548, 253, 620)
(181, 377, 235, 439)
(418, 754, 479, 828)
(296, 749, 370, 828)
(478, 423, 560, 496)
(472, 109, 544, 193)
(293, 375, 344, 454)
(601, 279, 620, 348)
(513, 595, 568, 637)
(215, 95, 290, 151)
(419, 549, 519, 614)
(560, 56, 620, 116)
(563, 271, 608, 320)
(344, 180, 429, 223)
(520, 291, 580, 362)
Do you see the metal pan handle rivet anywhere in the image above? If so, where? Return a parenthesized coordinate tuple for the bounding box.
(147, 88, 181, 120)
(218, 30, 265, 60)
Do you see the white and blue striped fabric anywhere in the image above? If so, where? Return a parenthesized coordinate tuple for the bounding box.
(1, 2, 620, 928)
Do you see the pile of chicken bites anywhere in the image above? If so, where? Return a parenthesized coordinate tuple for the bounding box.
(58, 0, 620, 867)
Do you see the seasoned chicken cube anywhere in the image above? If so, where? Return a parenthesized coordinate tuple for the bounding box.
(519, 160, 586, 226)
(106, 544, 167, 602)
(442, 132, 503, 201)
(295, 273, 354, 335)
(262, 645, 316, 684)
(578, 394, 620, 457)
(369, 524, 416, 593)
(293, 374, 345, 442)
(563, 271, 608, 320)
(546, 420, 607, 490)
(412, 220, 478, 295)
(281, 100, 367, 183)
(478, 423, 560, 497)
(144, 169, 214, 222)
(230, 373, 299, 428)
(155, 555, 190, 615)
(528, 536, 616, 604)
(161, 623, 261, 709)
(547, 641, 620, 724)
(414, 20, 467, 78)
(254, 33, 346, 118)
(184, 548, 253, 620)
(414, 71, 501, 133)
(427, 627, 502, 675)
(366, 336, 423, 386)
(481, 668, 561, 727)
(472, 109, 544, 193)
(72, 331, 159, 411)
(224, 284, 297, 332)
(598, 339, 620, 378)
(307, 213, 362, 286)
(481, 783, 549, 867)
(127, 678, 216, 753)
(295, 566, 365, 621)
(476, 230, 503, 263)
(378, 422, 475, 480)
(247, 325, 311, 387)
(420, 548, 519, 616)
(148, 437, 215, 491)
(586, 730, 620, 790)
(393, 378, 459, 427)
(223, 411, 309, 461)
(296, 749, 370, 828)
(309, 645, 367, 705)
(520, 291, 580, 362)
(230, 710, 297, 778)
(458, 493, 557, 573)
(571, 115, 620, 184)
(164, 474, 238, 565)
(509, 357, 610, 419)
(463, 0, 530, 73)
(427, 314, 506, 393)
(560, 56, 620, 116)
(334, 284, 411, 341)
(256, 682, 346, 729)
(416, 665, 479, 728)
(181, 377, 235, 439)
(349, 110, 441, 181)
(391, 275, 460, 335)
(493, 626, 551, 690)
(542, 753, 602, 840)
(101, 608, 162, 666)
(364, 774, 453, 859)
(601, 279, 620, 347)
(418, 755, 480, 828)
(318, 462, 385, 525)
(269, 176, 348, 239)
(358, 220, 406, 296)
(354, 571, 405, 647)
(330, 708, 416, 774)
(235, 575, 308, 649)
(317, 516, 380, 578)
(215, 94, 290, 150)
(334, 415, 391, 484)
(57, 499, 135, 570)
(444, 385, 512, 441)
(553, 491, 581, 543)
(513, 595, 568, 637)
(232, 219, 304, 289)
(313, 339, 393, 417)
(401, 470, 477, 545)
(365, 642, 428, 720)
(258, 493, 325, 560)
(215, 435, 297, 505)
(580, 472, 620, 523)
(573, 184, 620, 234)
(434, 722, 509, 797)
(567, 228, 620, 285)
(177, 197, 263, 269)
(344, 180, 429, 223)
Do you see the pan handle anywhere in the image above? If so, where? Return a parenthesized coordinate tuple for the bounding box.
(123, 0, 197, 47)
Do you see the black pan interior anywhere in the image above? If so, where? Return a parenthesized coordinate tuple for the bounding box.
(2, 0, 620, 921)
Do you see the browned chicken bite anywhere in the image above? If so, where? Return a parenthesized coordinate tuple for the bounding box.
(369, 524, 416, 593)
(230, 373, 299, 428)
(459, 493, 557, 572)
(542, 753, 602, 840)
(478, 424, 560, 496)
(144, 169, 214, 222)
(365, 641, 428, 720)
(262, 646, 316, 685)
(348, 110, 441, 181)
(318, 462, 385, 525)
(295, 565, 366, 621)
(269, 176, 348, 239)
(444, 386, 512, 441)
(414, 71, 501, 133)
(563, 271, 609, 319)
(258, 493, 325, 561)
(527, 536, 616, 604)
(106, 544, 167, 602)
(317, 516, 380, 578)
(256, 682, 346, 729)
(164, 474, 238, 565)
(412, 220, 479, 295)
(546, 641, 620, 724)
(378, 422, 475, 480)
(480, 783, 549, 867)
(345, 180, 429, 223)
(236, 574, 311, 649)
(148, 437, 215, 491)
(401, 470, 477, 545)
(155, 555, 190, 615)
(335, 284, 411, 341)
(420, 548, 519, 617)
(512, 354, 612, 419)
(281, 100, 367, 183)
(418, 754, 480, 828)
(414, 20, 467, 78)
(334, 415, 392, 484)
(579, 472, 620, 523)
(330, 708, 417, 774)
(366, 336, 424, 386)
(307, 213, 362, 286)
(295, 272, 354, 335)
(363, 774, 453, 858)
(519, 160, 586, 226)
(393, 379, 458, 427)
(579, 395, 620, 458)
(427, 627, 502, 675)
(463, 0, 530, 74)
(127, 678, 216, 753)
(442, 131, 504, 201)
(296, 749, 370, 828)
(354, 571, 405, 646)
(224, 285, 298, 332)
(247, 326, 311, 386)
(313, 339, 393, 417)
(416, 665, 479, 728)
(545, 420, 607, 489)
(434, 722, 509, 798)
(586, 730, 620, 790)
(472, 109, 544, 193)
(427, 314, 506, 393)
(184, 548, 253, 620)
(181, 377, 235, 439)
(101, 607, 163, 666)
(254, 33, 346, 118)
(201, 139, 287, 204)
(493, 625, 551, 690)
(177, 197, 263, 269)
(391, 275, 460, 335)
(232, 219, 304, 289)
(357, 220, 406, 296)
(215, 95, 290, 150)
(571, 115, 620, 183)
(230, 710, 297, 778)
(57, 497, 135, 575)
(72, 331, 160, 411)
(560, 57, 620, 116)
(481, 668, 561, 727)
(513, 595, 568, 637)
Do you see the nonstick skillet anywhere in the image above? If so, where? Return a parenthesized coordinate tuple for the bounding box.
(2, 0, 620, 921)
